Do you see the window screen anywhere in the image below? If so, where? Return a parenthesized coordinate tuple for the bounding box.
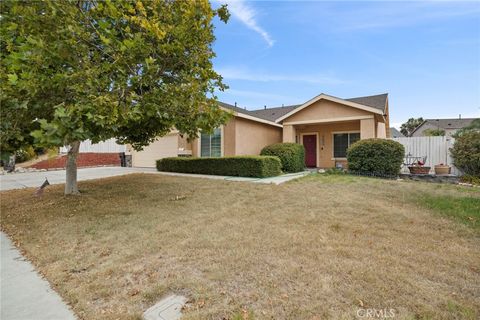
(200, 128, 221, 157)
(333, 132, 360, 158)
(333, 134, 349, 158)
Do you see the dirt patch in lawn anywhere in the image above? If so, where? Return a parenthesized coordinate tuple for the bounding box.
(1, 173, 479, 319)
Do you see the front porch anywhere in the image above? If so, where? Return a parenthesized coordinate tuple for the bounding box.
(282, 118, 383, 168)
(276, 94, 388, 169)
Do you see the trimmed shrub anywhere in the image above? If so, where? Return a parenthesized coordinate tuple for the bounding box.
(347, 139, 404, 177)
(260, 143, 305, 173)
(156, 156, 282, 178)
(451, 131, 480, 177)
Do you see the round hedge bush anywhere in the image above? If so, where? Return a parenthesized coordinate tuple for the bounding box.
(347, 139, 404, 177)
(451, 131, 480, 177)
(260, 143, 305, 173)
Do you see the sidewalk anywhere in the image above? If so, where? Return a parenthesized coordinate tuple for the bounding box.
(0, 167, 154, 191)
(0, 232, 76, 320)
(155, 170, 311, 185)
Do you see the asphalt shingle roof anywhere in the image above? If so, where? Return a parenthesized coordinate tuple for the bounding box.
(249, 105, 301, 122)
(421, 118, 477, 129)
(346, 93, 388, 113)
(220, 93, 389, 123)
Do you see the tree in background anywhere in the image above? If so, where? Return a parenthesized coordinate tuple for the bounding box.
(1, 0, 230, 194)
(453, 118, 480, 138)
(423, 128, 445, 136)
(400, 117, 424, 136)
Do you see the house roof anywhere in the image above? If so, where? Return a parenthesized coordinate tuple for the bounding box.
(219, 93, 389, 124)
(390, 127, 404, 138)
(411, 118, 478, 135)
(274, 93, 386, 123)
(346, 93, 388, 113)
(249, 105, 301, 122)
(218, 102, 283, 127)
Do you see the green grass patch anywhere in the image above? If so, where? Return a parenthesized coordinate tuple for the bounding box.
(418, 195, 480, 229)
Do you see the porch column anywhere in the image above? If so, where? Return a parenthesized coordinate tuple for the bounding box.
(377, 121, 387, 138)
(360, 118, 375, 139)
(283, 124, 296, 142)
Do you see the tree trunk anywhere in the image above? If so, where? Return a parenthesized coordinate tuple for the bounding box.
(65, 141, 81, 195)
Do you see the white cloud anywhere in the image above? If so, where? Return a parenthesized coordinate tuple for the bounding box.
(335, 2, 480, 31)
(221, 0, 274, 47)
(217, 66, 345, 85)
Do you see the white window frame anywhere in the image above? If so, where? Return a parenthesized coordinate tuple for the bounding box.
(198, 126, 224, 157)
(331, 131, 360, 160)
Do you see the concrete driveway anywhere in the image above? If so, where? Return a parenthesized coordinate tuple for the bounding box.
(0, 167, 155, 191)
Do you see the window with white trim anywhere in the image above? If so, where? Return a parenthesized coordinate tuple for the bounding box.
(200, 128, 221, 157)
(333, 132, 360, 158)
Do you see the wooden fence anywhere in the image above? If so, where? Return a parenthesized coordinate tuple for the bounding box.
(391, 136, 458, 175)
(60, 139, 126, 154)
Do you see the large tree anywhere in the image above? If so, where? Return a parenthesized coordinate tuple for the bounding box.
(1, 0, 230, 194)
(400, 117, 424, 136)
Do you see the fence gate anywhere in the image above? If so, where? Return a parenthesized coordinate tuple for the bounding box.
(391, 136, 458, 175)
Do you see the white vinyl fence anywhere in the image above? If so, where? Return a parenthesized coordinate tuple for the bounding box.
(60, 139, 126, 154)
(391, 136, 458, 175)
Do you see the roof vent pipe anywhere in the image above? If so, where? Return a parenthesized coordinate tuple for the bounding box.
(264, 105, 267, 109)
(459, 114, 461, 119)
(234, 102, 237, 107)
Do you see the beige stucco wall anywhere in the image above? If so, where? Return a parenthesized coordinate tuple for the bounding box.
(360, 118, 375, 139)
(284, 99, 372, 123)
(377, 121, 387, 138)
(283, 125, 296, 142)
(234, 117, 282, 155)
(223, 118, 236, 156)
(295, 121, 360, 168)
(191, 116, 281, 157)
(178, 135, 192, 151)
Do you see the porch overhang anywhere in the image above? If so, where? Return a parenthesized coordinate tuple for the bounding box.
(283, 115, 374, 126)
(276, 93, 384, 123)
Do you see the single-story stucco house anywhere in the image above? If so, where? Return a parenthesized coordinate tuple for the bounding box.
(410, 118, 478, 137)
(129, 93, 390, 169)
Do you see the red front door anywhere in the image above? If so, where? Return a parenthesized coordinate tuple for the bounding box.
(303, 134, 317, 167)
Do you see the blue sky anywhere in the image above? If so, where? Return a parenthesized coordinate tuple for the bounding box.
(211, 1, 480, 128)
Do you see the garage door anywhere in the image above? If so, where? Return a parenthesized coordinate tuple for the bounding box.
(131, 134, 178, 168)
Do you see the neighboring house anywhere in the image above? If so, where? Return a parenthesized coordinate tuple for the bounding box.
(390, 127, 405, 138)
(130, 93, 390, 168)
(410, 118, 478, 137)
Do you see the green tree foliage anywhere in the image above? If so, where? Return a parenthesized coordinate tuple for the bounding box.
(453, 118, 480, 138)
(1, 0, 230, 193)
(451, 131, 480, 177)
(423, 128, 445, 136)
(400, 117, 424, 136)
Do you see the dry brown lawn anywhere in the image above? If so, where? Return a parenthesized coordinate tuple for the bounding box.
(1, 173, 479, 320)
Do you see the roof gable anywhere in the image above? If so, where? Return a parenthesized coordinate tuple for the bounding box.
(275, 93, 385, 123)
(346, 93, 388, 112)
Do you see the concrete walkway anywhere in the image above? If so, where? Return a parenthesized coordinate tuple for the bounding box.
(0, 167, 310, 191)
(0, 167, 154, 191)
(156, 170, 311, 185)
(0, 232, 76, 320)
